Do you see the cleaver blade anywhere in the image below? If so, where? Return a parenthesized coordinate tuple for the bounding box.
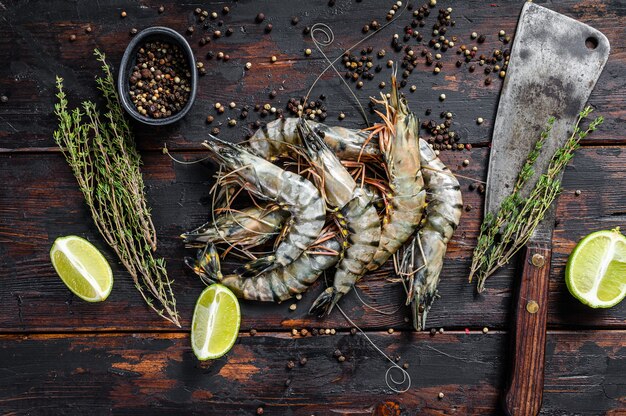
(484, 3, 610, 416)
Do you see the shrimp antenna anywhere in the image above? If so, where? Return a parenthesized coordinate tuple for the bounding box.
(303, 1, 408, 126)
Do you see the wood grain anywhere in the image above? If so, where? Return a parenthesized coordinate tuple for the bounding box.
(1, 0, 625, 414)
(0, 0, 624, 152)
(1, 146, 624, 332)
(0, 331, 624, 415)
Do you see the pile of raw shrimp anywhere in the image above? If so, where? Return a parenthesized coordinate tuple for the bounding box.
(183, 75, 462, 331)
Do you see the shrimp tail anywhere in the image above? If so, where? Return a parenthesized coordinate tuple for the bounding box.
(185, 243, 223, 285)
(309, 287, 341, 317)
(408, 276, 437, 331)
(235, 255, 277, 278)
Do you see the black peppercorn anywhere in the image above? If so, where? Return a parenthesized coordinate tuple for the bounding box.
(256, 13, 265, 23)
(265, 23, 273, 33)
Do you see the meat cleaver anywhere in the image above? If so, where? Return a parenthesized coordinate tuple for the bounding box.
(485, 3, 610, 415)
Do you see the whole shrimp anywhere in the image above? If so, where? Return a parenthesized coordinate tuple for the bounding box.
(297, 119, 381, 316)
(247, 117, 380, 162)
(186, 236, 341, 302)
(400, 138, 463, 331)
(202, 137, 326, 277)
(366, 77, 426, 271)
(181, 205, 288, 249)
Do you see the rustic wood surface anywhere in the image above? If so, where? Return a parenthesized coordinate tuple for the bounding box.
(0, 0, 625, 414)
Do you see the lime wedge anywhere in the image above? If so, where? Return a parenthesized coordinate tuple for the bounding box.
(191, 284, 241, 360)
(50, 235, 113, 302)
(566, 228, 626, 308)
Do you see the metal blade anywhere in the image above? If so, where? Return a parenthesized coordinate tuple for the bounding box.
(485, 2, 610, 240)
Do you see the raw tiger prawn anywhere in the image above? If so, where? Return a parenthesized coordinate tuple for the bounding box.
(297, 119, 381, 316)
(201, 136, 327, 277)
(187, 231, 342, 302)
(364, 76, 426, 272)
(399, 138, 463, 331)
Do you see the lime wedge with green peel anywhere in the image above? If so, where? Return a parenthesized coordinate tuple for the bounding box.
(566, 228, 626, 308)
(191, 284, 241, 360)
(50, 235, 113, 302)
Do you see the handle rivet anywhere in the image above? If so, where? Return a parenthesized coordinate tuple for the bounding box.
(531, 253, 545, 268)
(526, 300, 539, 314)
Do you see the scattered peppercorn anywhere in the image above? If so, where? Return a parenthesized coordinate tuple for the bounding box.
(256, 407, 264, 415)
(483, 327, 489, 334)
(85, 26, 92, 33)
(206, 115, 214, 123)
(387, 328, 394, 334)
(438, 392, 445, 399)
(69, 34, 76, 42)
(299, 357, 308, 366)
(477, 117, 484, 124)
(291, 16, 299, 25)
(211, 127, 220, 135)
(245, 62, 252, 70)
(158, 5, 164, 13)
(256, 13, 265, 23)
(289, 303, 297, 311)
(287, 360, 295, 369)
(350, 327, 357, 335)
(250, 328, 257, 336)
(0, 95, 8, 103)
(265, 23, 273, 33)
(304, 48, 312, 56)
(439, 93, 446, 101)
(121, 10, 127, 18)
(575, 190, 581, 196)
(130, 28, 138, 36)
(338, 355, 346, 362)
(270, 55, 277, 63)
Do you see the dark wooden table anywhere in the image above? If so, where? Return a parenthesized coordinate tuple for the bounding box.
(1, 0, 625, 414)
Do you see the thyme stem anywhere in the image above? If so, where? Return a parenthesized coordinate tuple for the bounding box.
(53, 50, 180, 326)
(470, 107, 603, 292)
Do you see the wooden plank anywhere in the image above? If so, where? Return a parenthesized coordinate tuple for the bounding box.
(1, 146, 624, 332)
(0, 330, 624, 415)
(0, 0, 624, 151)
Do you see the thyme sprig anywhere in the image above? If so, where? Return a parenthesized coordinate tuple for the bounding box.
(53, 50, 180, 326)
(470, 107, 603, 292)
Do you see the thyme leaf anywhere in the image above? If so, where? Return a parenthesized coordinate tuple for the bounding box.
(470, 107, 603, 292)
(53, 50, 180, 326)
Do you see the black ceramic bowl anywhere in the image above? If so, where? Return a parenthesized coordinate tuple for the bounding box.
(117, 26, 197, 126)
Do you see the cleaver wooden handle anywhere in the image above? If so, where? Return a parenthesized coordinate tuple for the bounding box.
(503, 242, 551, 416)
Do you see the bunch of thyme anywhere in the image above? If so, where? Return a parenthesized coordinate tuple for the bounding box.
(470, 107, 604, 292)
(53, 50, 180, 326)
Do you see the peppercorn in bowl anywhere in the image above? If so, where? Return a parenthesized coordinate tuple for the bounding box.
(118, 26, 197, 126)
